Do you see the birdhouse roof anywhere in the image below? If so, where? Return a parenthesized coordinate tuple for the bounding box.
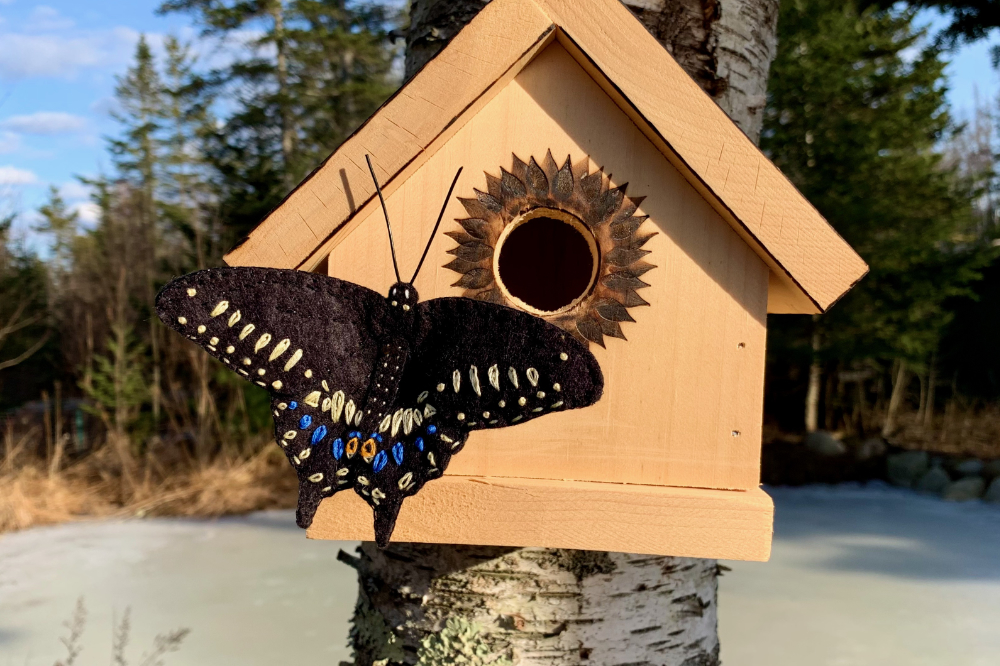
(224, 0, 867, 314)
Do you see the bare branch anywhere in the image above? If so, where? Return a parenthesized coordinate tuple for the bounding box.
(0, 329, 50, 371)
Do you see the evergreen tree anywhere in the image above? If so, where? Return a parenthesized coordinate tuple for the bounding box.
(763, 0, 993, 432)
(108, 35, 163, 198)
(157, 0, 397, 239)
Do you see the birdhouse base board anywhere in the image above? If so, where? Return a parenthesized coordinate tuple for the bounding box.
(307, 476, 773, 561)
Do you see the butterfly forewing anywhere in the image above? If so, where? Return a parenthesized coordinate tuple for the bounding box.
(155, 267, 388, 399)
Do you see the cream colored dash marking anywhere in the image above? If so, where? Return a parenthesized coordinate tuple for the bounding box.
(269, 338, 291, 361)
(254, 333, 272, 352)
(284, 349, 303, 371)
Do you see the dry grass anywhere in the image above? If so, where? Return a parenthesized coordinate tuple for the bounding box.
(0, 431, 297, 536)
(890, 403, 1000, 459)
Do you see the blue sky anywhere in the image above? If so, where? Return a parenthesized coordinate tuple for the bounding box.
(0, 0, 196, 228)
(0, 1, 997, 239)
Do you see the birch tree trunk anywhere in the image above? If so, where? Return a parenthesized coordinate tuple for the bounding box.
(345, 2, 781, 664)
(405, 0, 779, 141)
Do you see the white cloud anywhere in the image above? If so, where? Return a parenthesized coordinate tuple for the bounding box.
(0, 111, 87, 135)
(72, 201, 99, 223)
(59, 180, 91, 200)
(0, 26, 139, 81)
(0, 165, 37, 185)
(0, 130, 19, 153)
(26, 6, 74, 32)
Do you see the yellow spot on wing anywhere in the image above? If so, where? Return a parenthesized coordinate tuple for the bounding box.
(254, 333, 272, 352)
(284, 349, 303, 371)
(210, 301, 229, 317)
(269, 338, 291, 361)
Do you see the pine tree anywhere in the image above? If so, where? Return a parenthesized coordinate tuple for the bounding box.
(108, 35, 163, 199)
(157, 0, 397, 239)
(762, 0, 992, 433)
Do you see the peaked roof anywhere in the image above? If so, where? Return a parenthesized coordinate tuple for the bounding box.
(224, 0, 867, 314)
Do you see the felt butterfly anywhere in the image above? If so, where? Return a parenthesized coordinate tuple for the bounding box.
(155, 157, 605, 547)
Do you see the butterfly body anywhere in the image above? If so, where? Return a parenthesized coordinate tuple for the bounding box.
(157, 268, 603, 546)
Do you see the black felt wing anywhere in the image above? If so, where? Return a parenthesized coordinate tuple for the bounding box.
(155, 267, 387, 400)
(352, 297, 604, 547)
(156, 267, 390, 528)
(403, 297, 604, 434)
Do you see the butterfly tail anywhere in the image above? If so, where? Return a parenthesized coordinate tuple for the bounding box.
(296, 482, 325, 529)
(373, 501, 402, 549)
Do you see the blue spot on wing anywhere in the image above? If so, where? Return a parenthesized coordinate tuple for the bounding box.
(311, 425, 328, 445)
(332, 438, 344, 460)
(427, 425, 437, 434)
(299, 415, 312, 429)
(392, 442, 404, 464)
(415, 437, 424, 452)
(289, 401, 298, 410)
(373, 450, 388, 473)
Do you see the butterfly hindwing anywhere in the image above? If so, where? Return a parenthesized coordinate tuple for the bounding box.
(349, 297, 604, 547)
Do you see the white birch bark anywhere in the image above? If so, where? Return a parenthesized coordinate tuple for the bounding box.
(342, 544, 721, 665)
(406, 0, 779, 141)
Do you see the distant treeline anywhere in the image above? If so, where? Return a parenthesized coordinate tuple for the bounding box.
(0, 0, 998, 459)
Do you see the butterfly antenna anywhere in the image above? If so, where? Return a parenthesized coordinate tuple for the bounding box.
(366, 154, 402, 284)
(411, 166, 463, 284)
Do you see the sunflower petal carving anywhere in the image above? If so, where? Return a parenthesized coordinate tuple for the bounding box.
(445, 152, 656, 346)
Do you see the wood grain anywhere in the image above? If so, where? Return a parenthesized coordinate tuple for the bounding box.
(224, 0, 865, 314)
(538, 0, 867, 310)
(224, 0, 555, 271)
(320, 43, 768, 491)
(307, 476, 774, 561)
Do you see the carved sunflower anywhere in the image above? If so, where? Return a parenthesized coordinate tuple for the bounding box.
(444, 151, 655, 347)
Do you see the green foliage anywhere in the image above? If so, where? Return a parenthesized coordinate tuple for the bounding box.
(83, 324, 149, 430)
(763, 0, 992, 366)
(108, 35, 163, 192)
(862, 1, 1000, 58)
(158, 0, 398, 239)
(417, 618, 512, 666)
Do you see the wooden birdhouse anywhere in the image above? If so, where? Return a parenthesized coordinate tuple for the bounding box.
(224, 0, 866, 560)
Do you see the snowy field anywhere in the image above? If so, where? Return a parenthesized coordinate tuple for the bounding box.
(1, 484, 998, 665)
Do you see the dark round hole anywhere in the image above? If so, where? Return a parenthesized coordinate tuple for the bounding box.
(496, 214, 596, 312)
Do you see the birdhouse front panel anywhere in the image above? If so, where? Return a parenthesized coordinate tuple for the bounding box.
(217, 0, 866, 559)
(317, 42, 769, 493)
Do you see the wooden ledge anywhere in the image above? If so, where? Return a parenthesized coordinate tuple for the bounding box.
(307, 476, 773, 561)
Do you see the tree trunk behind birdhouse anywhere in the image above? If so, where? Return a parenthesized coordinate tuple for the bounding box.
(342, 1, 780, 664)
(406, 0, 779, 139)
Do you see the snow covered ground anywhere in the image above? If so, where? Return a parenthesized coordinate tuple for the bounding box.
(720, 484, 1000, 666)
(1, 484, 998, 665)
